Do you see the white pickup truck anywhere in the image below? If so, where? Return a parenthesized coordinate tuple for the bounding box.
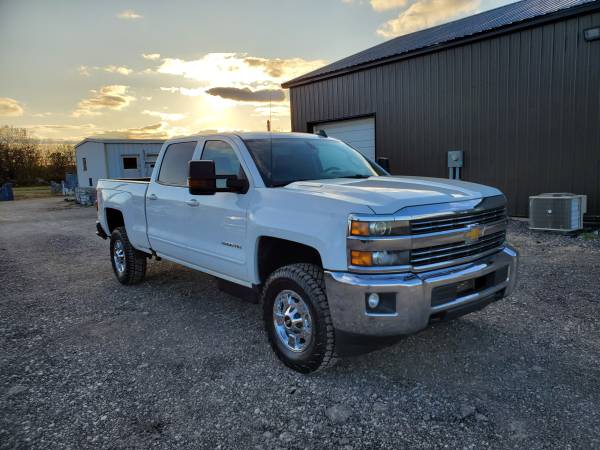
(96, 132, 518, 372)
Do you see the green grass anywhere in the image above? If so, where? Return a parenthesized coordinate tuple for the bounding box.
(12, 186, 61, 200)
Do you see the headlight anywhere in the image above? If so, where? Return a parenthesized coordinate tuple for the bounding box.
(351, 250, 409, 266)
(350, 220, 408, 236)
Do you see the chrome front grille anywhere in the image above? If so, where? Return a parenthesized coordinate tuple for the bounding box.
(410, 206, 507, 234)
(347, 196, 509, 274)
(410, 231, 506, 268)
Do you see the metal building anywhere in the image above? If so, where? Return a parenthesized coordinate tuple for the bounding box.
(75, 138, 164, 187)
(283, 0, 600, 218)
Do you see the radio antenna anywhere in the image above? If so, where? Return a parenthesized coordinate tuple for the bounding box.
(267, 93, 272, 131)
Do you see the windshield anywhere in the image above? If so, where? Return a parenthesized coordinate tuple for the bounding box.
(242, 137, 384, 187)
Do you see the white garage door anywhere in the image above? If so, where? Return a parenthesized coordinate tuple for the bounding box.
(313, 117, 375, 160)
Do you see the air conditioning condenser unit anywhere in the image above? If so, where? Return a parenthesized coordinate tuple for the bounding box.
(529, 193, 587, 232)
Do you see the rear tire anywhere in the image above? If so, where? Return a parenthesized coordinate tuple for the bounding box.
(110, 226, 147, 285)
(262, 263, 337, 373)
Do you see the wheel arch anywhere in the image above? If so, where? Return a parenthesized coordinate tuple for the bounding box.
(256, 236, 323, 285)
(105, 207, 125, 233)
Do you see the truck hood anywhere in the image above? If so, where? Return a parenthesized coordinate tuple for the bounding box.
(283, 176, 502, 215)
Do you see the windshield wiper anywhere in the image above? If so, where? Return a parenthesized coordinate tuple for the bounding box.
(342, 174, 371, 179)
(271, 179, 314, 187)
(271, 175, 372, 187)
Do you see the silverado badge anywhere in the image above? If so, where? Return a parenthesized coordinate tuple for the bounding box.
(465, 224, 484, 243)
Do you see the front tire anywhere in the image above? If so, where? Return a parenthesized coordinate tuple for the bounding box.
(110, 226, 147, 285)
(262, 264, 337, 373)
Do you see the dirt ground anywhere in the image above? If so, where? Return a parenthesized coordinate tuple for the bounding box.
(1, 197, 599, 449)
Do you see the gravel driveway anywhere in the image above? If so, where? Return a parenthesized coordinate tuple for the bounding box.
(1, 197, 599, 449)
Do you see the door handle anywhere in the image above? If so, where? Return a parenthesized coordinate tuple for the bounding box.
(186, 199, 199, 207)
(148, 193, 157, 200)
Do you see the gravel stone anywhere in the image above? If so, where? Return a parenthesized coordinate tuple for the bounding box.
(279, 431, 294, 442)
(325, 404, 353, 424)
(6, 385, 27, 396)
(1, 199, 599, 449)
(458, 405, 476, 420)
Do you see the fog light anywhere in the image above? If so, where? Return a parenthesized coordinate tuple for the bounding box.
(367, 293, 380, 309)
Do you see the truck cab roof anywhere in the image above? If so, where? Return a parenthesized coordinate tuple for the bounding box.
(164, 132, 326, 145)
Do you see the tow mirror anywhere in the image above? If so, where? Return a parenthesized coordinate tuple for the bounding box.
(189, 160, 249, 195)
(189, 160, 217, 195)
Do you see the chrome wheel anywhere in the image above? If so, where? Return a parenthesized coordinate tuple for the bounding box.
(273, 290, 313, 353)
(113, 239, 126, 274)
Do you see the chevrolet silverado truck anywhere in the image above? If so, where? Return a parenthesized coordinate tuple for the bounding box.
(96, 132, 518, 373)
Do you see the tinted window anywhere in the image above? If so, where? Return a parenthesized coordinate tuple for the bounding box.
(82, 158, 87, 171)
(158, 141, 197, 186)
(122, 157, 138, 170)
(201, 140, 245, 188)
(243, 138, 381, 187)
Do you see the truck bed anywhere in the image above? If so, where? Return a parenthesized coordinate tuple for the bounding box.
(96, 178, 151, 252)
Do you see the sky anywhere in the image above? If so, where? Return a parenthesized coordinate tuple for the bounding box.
(0, 0, 517, 142)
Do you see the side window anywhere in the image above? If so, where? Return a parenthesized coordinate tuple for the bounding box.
(82, 157, 87, 171)
(201, 140, 245, 188)
(158, 141, 197, 186)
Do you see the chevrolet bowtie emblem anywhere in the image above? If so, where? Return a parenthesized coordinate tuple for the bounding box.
(465, 224, 484, 243)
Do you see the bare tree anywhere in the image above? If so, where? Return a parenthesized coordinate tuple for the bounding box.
(0, 126, 75, 184)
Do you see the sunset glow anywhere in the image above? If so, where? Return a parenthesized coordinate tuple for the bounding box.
(0, 0, 516, 142)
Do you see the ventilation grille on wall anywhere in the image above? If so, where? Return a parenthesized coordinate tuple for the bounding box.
(529, 193, 587, 231)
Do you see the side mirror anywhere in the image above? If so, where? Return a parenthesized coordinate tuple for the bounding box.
(189, 160, 249, 195)
(189, 160, 217, 195)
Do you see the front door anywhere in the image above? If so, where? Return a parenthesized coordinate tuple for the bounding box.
(191, 138, 250, 281)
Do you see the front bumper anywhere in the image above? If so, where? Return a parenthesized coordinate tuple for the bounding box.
(324, 246, 518, 338)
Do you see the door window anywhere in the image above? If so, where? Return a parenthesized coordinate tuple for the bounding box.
(201, 140, 245, 188)
(157, 141, 197, 186)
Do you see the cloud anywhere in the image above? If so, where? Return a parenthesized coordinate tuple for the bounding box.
(0, 97, 24, 116)
(27, 123, 96, 133)
(369, 0, 408, 11)
(92, 122, 191, 139)
(160, 87, 205, 96)
(142, 110, 187, 121)
(79, 65, 133, 76)
(73, 85, 135, 117)
(142, 53, 161, 60)
(104, 65, 133, 75)
(117, 9, 143, 20)
(94, 123, 166, 139)
(377, 0, 480, 37)
(205, 87, 285, 102)
(156, 53, 325, 88)
(78, 65, 91, 76)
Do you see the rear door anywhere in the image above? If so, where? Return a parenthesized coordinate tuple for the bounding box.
(146, 141, 202, 261)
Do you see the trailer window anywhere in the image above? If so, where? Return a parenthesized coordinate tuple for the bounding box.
(158, 141, 197, 186)
(122, 156, 138, 170)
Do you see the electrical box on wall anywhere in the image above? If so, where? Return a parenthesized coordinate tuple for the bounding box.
(448, 150, 464, 179)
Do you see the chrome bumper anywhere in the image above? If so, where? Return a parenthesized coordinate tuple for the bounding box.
(324, 246, 518, 337)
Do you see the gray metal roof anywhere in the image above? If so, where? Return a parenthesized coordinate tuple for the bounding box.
(283, 0, 599, 88)
(75, 138, 165, 148)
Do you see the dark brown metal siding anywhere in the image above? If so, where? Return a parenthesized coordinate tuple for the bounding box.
(289, 10, 600, 217)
